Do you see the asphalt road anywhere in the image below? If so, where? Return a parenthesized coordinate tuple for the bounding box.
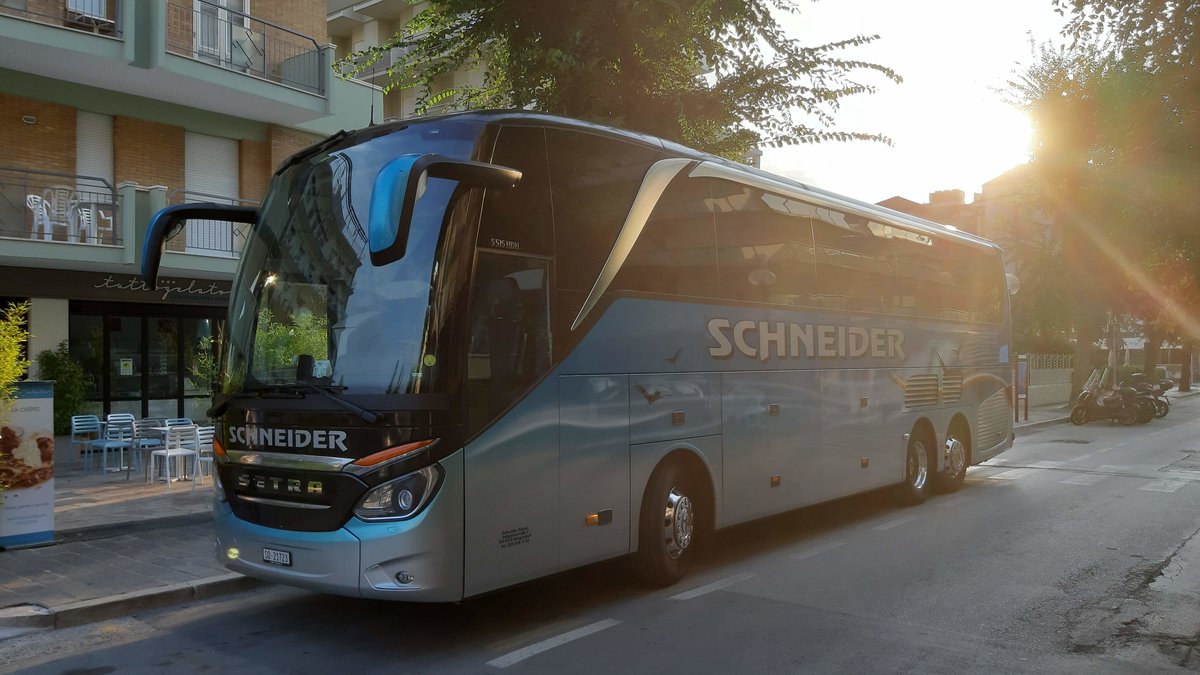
(5, 396, 1200, 674)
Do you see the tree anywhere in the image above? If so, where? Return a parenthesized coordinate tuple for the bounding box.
(0, 301, 30, 421)
(338, 0, 900, 159)
(36, 342, 93, 435)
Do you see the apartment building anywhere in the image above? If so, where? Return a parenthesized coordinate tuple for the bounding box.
(0, 0, 380, 418)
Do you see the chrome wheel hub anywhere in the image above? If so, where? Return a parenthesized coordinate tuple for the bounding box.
(909, 441, 928, 490)
(663, 487, 693, 559)
(944, 437, 966, 477)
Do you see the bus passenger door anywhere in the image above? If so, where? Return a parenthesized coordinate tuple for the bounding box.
(558, 375, 630, 569)
(463, 252, 559, 597)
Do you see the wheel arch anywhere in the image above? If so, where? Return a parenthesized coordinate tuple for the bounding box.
(629, 441, 718, 554)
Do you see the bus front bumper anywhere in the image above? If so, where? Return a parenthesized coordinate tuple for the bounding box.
(213, 453, 465, 602)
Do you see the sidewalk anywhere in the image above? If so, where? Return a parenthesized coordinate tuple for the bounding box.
(0, 437, 248, 636)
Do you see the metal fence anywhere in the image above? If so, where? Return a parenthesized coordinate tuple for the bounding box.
(165, 0, 324, 95)
(0, 0, 121, 37)
(1028, 353, 1074, 370)
(166, 189, 257, 257)
(0, 166, 120, 245)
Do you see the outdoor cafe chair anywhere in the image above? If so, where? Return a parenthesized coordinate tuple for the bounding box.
(91, 413, 134, 473)
(70, 414, 101, 468)
(128, 418, 165, 481)
(151, 425, 198, 488)
(192, 425, 216, 491)
(165, 417, 193, 427)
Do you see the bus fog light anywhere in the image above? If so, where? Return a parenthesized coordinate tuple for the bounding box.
(354, 465, 442, 521)
(226, 547, 240, 560)
(396, 571, 415, 584)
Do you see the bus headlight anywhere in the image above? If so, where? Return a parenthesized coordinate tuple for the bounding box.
(354, 464, 442, 521)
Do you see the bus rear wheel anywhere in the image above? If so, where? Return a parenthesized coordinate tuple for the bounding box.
(932, 429, 968, 494)
(898, 428, 934, 505)
(632, 459, 703, 586)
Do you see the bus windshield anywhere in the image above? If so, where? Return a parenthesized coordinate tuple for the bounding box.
(221, 119, 483, 396)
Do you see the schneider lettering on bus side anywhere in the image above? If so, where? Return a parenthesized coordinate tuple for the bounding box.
(707, 319, 906, 361)
(228, 426, 349, 453)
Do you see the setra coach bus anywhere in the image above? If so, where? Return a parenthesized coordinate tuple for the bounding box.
(141, 111, 1015, 601)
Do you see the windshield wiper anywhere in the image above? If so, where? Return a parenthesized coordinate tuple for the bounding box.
(208, 383, 382, 424)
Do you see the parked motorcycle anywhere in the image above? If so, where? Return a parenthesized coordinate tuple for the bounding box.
(1124, 373, 1171, 419)
(1071, 370, 1139, 426)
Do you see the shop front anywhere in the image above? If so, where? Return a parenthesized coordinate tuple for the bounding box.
(3, 266, 230, 420)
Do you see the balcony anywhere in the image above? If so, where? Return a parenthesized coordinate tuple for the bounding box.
(166, 0, 324, 95)
(0, 0, 120, 38)
(0, 166, 120, 246)
(163, 189, 256, 259)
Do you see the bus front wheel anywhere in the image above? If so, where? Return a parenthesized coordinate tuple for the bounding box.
(632, 459, 704, 586)
(898, 428, 935, 505)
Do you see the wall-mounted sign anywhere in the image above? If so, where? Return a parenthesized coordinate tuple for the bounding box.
(120, 358, 134, 376)
(0, 266, 231, 305)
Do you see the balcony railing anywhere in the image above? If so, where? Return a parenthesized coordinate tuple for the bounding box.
(165, 189, 257, 258)
(0, 166, 120, 245)
(166, 0, 324, 95)
(0, 0, 121, 38)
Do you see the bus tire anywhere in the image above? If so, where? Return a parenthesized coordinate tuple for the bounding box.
(897, 427, 934, 505)
(933, 423, 969, 494)
(631, 459, 703, 586)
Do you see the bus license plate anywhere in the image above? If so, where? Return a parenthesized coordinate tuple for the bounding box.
(262, 547, 292, 566)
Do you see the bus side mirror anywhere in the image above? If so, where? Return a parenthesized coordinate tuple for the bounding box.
(369, 153, 521, 267)
(141, 204, 258, 289)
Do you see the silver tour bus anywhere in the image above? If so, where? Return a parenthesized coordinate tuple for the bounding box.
(141, 111, 1015, 601)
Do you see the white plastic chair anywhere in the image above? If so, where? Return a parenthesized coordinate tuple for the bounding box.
(128, 418, 164, 480)
(192, 425, 215, 490)
(151, 425, 198, 488)
(25, 195, 54, 241)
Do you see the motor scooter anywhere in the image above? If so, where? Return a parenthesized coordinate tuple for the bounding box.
(1071, 370, 1138, 426)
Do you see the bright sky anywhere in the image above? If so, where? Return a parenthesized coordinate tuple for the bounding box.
(762, 0, 1069, 204)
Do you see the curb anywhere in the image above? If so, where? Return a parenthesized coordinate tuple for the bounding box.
(1015, 415, 1071, 433)
(0, 573, 260, 632)
(55, 511, 212, 544)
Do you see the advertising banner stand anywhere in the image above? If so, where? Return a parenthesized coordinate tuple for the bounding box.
(0, 381, 55, 549)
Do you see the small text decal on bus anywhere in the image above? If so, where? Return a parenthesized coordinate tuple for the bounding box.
(228, 426, 350, 453)
(707, 319, 906, 361)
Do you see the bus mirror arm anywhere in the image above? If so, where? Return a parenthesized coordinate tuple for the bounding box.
(369, 154, 521, 267)
(141, 204, 258, 288)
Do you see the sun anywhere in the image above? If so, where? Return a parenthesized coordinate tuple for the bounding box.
(906, 101, 1033, 195)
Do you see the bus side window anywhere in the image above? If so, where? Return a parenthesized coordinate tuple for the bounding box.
(481, 126, 553, 257)
(616, 175, 718, 298)
(810, 213, 898, 314)
(467, 253, 552, 434)
(713, 181, 817, 307)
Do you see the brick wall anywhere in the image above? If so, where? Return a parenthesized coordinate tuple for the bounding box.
(268, 125, 321, 174)
(113, 117, 184, 189)
(240, 138, 271, 202)
(253, 0, 328, 45)
(0, 93, 75, 174)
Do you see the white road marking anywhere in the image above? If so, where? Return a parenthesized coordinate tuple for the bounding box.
(988, 468, 1034, 480)
(1068, 454, 1093, 462)
(669, 572, 755, 601)
(1114, 442, 1130, 447)
(986, 458, 1012, 465)
(1137, 479, 1191, 493)
(487, 619, 621, 668)
(873, 515, 918, 531)
(1060, 474, 1108, 486)
(1097, 447, 1112, 453)
(790, 541, 846, 561)
(1099, 465, 1132, 472)
(1032, 461, 1065, 469)
(936, 496, 968, 509)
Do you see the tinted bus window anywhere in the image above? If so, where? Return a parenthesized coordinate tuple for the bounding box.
(713, 182, 817, 306)
(481, 126, 554, 257)
(811, 213, 898, 314)
(548, 130, 664, 292)
(616, 175, 718, 298)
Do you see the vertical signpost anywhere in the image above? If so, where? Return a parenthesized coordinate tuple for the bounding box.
(1013, 354, 1029, 422)
(0, 381, 55, 549)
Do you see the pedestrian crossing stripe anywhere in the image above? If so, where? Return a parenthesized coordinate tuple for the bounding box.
(1060, 474, 1107, 486)
(988, 468, 1034, 480)
(1137, 479, 1191, 493)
